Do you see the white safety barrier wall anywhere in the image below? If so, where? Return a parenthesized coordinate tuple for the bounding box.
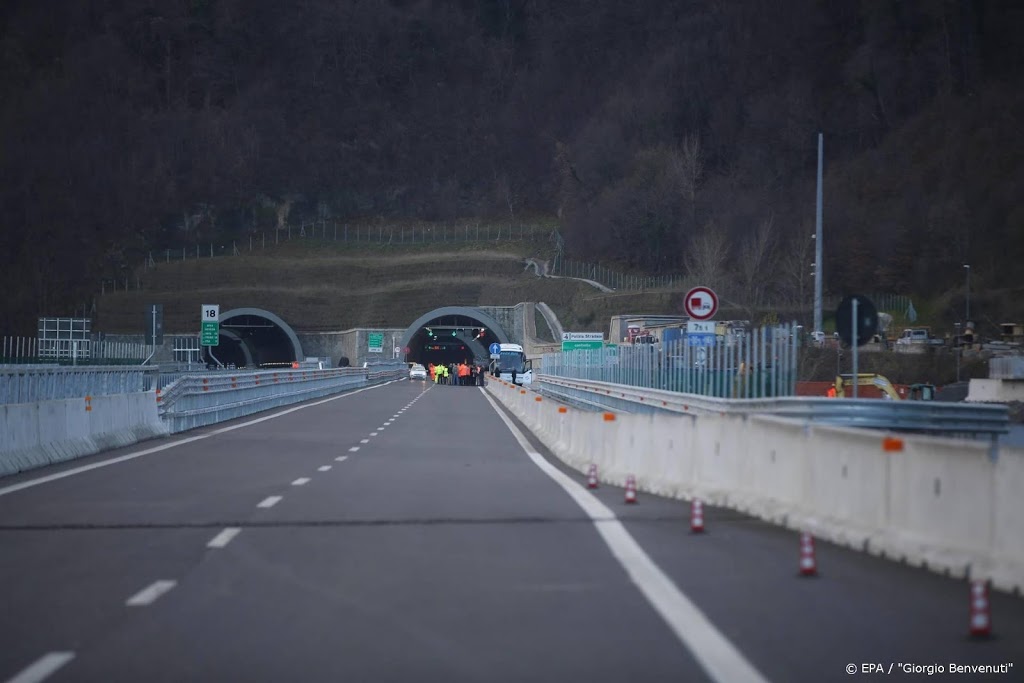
(489, 381, 1024, 593)
(0, 392, 167, 476)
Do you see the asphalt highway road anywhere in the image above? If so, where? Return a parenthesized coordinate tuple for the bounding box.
(1, 379, 1022, 682)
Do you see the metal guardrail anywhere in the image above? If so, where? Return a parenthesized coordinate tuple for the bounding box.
(157, 365, 406, 433)
(0, 365, 156, 403)
(537, 375, 1010, 440)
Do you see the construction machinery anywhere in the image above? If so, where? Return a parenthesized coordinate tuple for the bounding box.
(833, 374, 936, 400)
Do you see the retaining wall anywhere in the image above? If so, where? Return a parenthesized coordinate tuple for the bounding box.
(489, 381, 1024, 593)
(0, 392, 167, 476)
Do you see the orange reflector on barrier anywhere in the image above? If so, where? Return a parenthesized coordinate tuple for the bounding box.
(520, 390, 527, 394)
(883, 437, 904, 452)
(558, 406, 567, 413)
(603, 412, 616, 422)
(535, 396, 542, 402)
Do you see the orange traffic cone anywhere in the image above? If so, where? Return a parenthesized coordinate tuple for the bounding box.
(624, 475, 638, 504)
(799, 532, 818, 577)
(586, 464, 599, 489)
(690, 499, 705, 533)
(968, 580, 992, 638)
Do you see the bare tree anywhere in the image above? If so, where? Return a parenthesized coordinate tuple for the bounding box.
(674, 134, 703, 223)
(684, 224, 730, 292)
(777, 225, 815, 308)
(738, 214, 777, 308)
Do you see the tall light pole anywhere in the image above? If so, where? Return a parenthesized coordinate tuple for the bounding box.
(963, 264, 971, 322)
(813, 133, 824, 334)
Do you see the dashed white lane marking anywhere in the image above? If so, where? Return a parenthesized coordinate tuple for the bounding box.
(5, 652, 75, 683)
(207, 527, 242, 549)
(317, 466, 332, 472)
(369, 432, 378, 437)
(0, 380, 402, 498)
(257, 496, 282, 508)
(335, 456, 349, 462)
(291, 478, 311, 486)
(360, 439, 369, 444)
(482, 391, 769, 683)
(125, 580, 177, 607)
(349, 446, 360, 452)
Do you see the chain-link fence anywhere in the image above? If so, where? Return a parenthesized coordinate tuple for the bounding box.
(100, 222, 556, 293)
(548, 254, 688, 292)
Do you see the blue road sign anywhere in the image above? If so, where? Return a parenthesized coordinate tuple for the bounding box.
(489, 342, 501, 355)
(687, 334, 716, 347)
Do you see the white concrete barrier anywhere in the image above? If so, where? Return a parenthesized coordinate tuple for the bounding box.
(488, 381, 1024, 593)
(0, 392, 167, 476)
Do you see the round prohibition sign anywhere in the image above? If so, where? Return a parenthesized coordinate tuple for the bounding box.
(684, 286, 718, 321)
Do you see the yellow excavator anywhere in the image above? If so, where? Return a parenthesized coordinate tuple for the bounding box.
(833, 374, 935, 400)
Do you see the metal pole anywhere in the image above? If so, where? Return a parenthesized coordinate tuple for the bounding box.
(964, 264, 971, 322)
(852, 298, 859, 399)
(814, 133, 824, 335)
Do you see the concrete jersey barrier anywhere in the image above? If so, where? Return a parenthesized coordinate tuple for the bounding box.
(486, 380, 1024, 594)
(0, 392, 168, 477)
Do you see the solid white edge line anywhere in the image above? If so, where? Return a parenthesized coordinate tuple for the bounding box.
(257, 496, 282, 509)
(5, 652, 75, 683)
(291, 478, 310, 486)
(0, 380, 403, 498)
(317, 466, 332, 472)
(125, 579, 177, 606)
(206, 527, 242, 549)
(480, 390, 769, 683)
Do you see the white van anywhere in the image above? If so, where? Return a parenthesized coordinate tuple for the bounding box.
(896, 328, 929, 345)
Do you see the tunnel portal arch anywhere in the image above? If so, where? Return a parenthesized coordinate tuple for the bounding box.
(401, 306, 511, 367)
(207, 307, 304, 368)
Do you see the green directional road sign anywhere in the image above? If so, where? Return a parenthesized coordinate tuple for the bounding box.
(561, 340, 604, 351)
(200, 322, 219, 346)
(368, 331, 384, 353)
(201, 304, 220, 346)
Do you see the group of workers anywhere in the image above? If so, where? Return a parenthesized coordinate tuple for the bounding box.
(428, 361, 485, 386)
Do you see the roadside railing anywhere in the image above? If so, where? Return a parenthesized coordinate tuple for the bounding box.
(2, 336, 152, 365)
(542, 323, 799, 398)
(536, 375, 1010, 443)
(157, 364, 406, 433)
(0, 365, 156, 403)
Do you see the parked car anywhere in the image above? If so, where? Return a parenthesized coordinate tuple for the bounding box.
(409, 363, 427, 380)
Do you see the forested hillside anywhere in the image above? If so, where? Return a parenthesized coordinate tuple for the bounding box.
(2, 0, 1022, 334)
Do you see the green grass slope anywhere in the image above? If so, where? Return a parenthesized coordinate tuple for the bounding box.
(96, 240, 697, 334)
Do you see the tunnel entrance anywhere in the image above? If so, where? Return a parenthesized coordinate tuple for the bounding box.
(401, 307, 510, 368)
(203, 308, 303, 368)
